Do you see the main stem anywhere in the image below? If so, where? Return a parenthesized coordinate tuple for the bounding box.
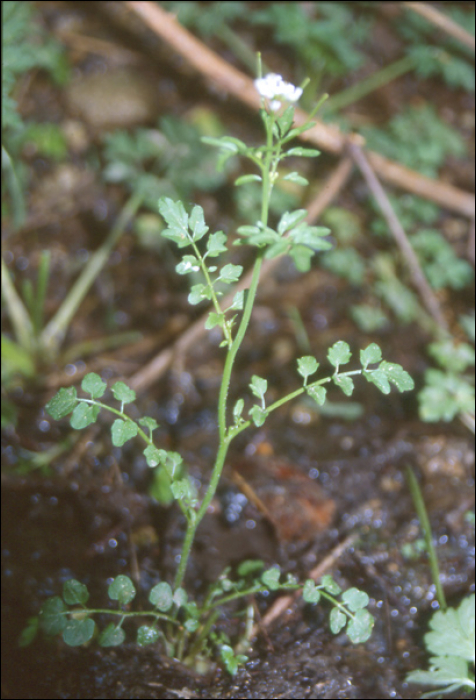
(174, 118, 276, 592)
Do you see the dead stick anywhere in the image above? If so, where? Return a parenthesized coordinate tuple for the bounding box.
(347, 140, 448, 332)
(403, 2, 475, 51)
(124, 1, 473, 218)
(128, 157, 353, 392)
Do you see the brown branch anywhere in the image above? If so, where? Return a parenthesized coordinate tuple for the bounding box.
(124, 1, 474, 218)
(347, 140, 448, 332)
(128, 156, 354, 392)
(403, 1, 476, 52)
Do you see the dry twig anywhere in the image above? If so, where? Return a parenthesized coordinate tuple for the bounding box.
(347, 141, 449, 332)
(403, 1, 476, 52)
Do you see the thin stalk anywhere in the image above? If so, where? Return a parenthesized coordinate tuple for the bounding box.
(174, 114, 277, 592)
(184, 609, 220, 663)
(405, 465, 447, 610)
(34, 250, 51, 334)
(2, 145, 26, 229)
(323, 55, 416, 114)
(1, 257, 35, 352)
(40, 192, 143, 357)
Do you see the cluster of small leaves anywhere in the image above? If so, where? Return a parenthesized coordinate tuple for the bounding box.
(406, 594, 475, 698)
(2, 1, 69, 138)
(102, 115, 228, 210)
(35, 576, 182, 649)
(397, 7, 475, 92)
(27, 569, 374, 672)
(2, 1, 70, 229)
(158, 197, 244, 344)
(246, 341, 414, 428)
(418, 335, 475, 424)
(250, 2, 372, 78)
(45, 372, 196, 508)
(236, 207, 332, 272)
(161, 1, 246, 39)
(411, 230, 473, 291)
(361, 104, 465, 179)
(202, 106, 332, 273)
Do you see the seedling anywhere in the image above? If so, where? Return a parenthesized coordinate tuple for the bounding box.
(33, 69, 414, 673)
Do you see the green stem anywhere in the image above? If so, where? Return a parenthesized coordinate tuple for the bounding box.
(1, 257, 35, 352)
(323, 55, 416, 114)
(190, 238, 233, 347)
(405, 465, 446, 610)
(2, 145, 26, 229)
(174, 114, 277, 592)
(40, 192, 143, 357)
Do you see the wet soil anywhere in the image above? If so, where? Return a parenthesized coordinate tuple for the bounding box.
(2, 2, 475, 699)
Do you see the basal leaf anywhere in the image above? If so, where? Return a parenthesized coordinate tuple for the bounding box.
(342, 588, 370, 612)
(111, 381, 136, 404)
(39, 597, 67, 635)
(261, 567, 281, 590)
(70, 403, 100, 429)
(346, 609, 374, 643)
(99, 623, 125, 647)
(108, 575, 136, 605)
(45, 387, 77, 419)
(143, 444, 162, 468)
(329, 607, 346, 634)
(321, 575, 341, 595)
(63, 580, 89, 606)
(137, 625, 161, 645)
(138, 416, 159, 432)
(111, 418, 138, 447)
(81, 372, 106, 399)
(149, 582, 173, 612)
(63, 618, 95, 646)
(303, 580, 321, 604)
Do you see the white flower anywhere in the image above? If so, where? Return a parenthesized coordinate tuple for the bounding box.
(254, 73, 303, 110)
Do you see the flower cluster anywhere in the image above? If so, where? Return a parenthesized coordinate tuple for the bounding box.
(254, 72, 303, 110)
